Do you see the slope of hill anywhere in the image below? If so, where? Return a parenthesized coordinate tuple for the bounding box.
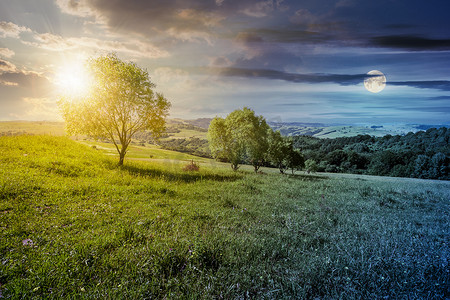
(0, 135, 448, 299)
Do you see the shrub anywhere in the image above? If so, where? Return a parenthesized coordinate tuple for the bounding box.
(182, 160, 200, 172)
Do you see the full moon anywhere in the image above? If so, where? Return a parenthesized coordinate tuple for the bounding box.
(364, 70, 386, 93)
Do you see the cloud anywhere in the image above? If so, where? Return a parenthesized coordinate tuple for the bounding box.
(53, 0, 291, 43)
(389, 81, 450, 91)
(427, 96, 450, 101)
(0, 48, 15, 58)
(22, 32, 168, 59)
(0, 21, 31, 38)
(202, 66, 450, 92)
(0, 58, 17, 72)
(243, 28, 330, 44)
(65, 0, 225, 42)
(0, 70, 52, 92)
(55, 0, 96, 18)
(233, 32, 302, 69)
(240, 0, 276, 17)
(401, 106, 450, 113)
(372, 35, 450, 51)
(29, 33, 76, 51)
(0, 68, 55, 120)
(209, 56, 232, 67)
(289, 9, 317, 26)
(212, 67, 369, 85)
(154, 67, 189, 84)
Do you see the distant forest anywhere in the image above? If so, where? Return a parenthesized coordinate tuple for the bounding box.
(136, 125, 449, 180)
(292, 127, 449, 180)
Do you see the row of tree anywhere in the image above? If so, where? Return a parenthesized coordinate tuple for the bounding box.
(207, 107, 304, 173)
(292, 127, 449, 180)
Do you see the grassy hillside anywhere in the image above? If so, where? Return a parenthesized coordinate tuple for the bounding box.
(0, 121, 65, 136)
(0, 135, 448, 298)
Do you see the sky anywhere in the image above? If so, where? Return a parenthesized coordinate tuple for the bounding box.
(0, 0, 449, 125)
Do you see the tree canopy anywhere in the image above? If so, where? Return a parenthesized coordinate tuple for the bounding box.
(207, 107, 271, 172)
(58, 54, 171, 166)
(207, 107, 305, 174)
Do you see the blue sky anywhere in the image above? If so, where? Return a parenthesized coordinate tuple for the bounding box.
(0, 0, 449, 124)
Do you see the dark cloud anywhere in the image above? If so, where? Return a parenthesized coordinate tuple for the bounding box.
(243, 28, 331, 44)
(400, 106, 450, 113)
(0, 70, 52, 93)
(389, 81, 450, 91)
(314, 112, 382, 117)
(427, 96, 450, 101)
(216, 67, 368, 85)
(233, 31, 302, 70)
(369, 106, 450, 114)
(278, 103, 310, 106)
(73, 0, 291, 41)
(202, 67, 450, 93)
(372, 35, 450, 51)
(0, 58, 16, 72)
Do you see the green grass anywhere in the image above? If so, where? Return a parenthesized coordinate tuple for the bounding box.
(0, 135, 449, 299)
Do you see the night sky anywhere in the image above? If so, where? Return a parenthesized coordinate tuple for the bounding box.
(1, 0, 449, 124)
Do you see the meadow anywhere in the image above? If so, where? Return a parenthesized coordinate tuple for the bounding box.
(0, 135, 448, 299)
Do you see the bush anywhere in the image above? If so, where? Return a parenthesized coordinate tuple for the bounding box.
(182, 160, 200, 172)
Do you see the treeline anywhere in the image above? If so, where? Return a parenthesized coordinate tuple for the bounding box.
(292, 127, 449, 180)
(158, 138, 210, 158)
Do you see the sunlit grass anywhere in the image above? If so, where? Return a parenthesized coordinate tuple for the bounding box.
(0, 135, 448, 298)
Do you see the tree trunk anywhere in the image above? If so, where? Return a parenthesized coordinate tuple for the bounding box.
(118, 144, 128, 166)
(118, 152, 125, 166)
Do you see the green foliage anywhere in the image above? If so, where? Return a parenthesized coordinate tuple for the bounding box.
(267, 130, 291, 174)
(58, 53, 171, 166)
(207, 107, 271, 172)
(208, 116, 241, 170)
(285, 148, 305, 174)
(0, 135, 449, 298)
(293, 127, 449, 179)
(304, 159, 318, 174)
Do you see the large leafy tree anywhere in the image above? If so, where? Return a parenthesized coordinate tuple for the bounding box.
(207, 116, 244, 171)
(208, 107, 270, 172)
(59, 54, 171, 166)
(268, 130, 291, 174)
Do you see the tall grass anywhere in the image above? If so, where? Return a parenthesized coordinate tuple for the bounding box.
(0, 135, 448, 299)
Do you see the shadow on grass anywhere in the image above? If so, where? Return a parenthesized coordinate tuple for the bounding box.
(120, 164, 242, 183)
(287, 173, 328, 181)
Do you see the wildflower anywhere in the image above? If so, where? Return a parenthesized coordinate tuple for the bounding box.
(22, 239, 34, 246)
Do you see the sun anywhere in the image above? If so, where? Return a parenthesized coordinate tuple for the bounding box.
(55, 62, 91, 97)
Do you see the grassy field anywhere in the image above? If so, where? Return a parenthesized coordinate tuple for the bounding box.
(0, 135, 448, 299)
(0, 121, 65, 136)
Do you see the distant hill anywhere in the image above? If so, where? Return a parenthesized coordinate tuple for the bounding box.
(0, 119, 448, 140)
(268, 122, 450, 138)
(0, 121, 65, 136)
(169, 119, 449, 138)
